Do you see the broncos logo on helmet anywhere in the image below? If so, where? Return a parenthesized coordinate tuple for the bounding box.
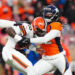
(43, 5, 59, 24)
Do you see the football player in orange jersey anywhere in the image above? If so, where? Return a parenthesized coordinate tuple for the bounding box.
(21, 5, 72, 75)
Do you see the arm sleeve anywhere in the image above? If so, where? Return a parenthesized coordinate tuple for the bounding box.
(30, 30, 61, 44)
(0, 19, 16, 28)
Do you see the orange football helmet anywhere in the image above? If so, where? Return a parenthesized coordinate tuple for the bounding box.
(31, 17, 47, 36)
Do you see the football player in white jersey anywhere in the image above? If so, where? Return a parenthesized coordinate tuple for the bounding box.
(0, 20, 35, 75)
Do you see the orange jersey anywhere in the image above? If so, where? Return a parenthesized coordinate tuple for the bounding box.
(41, 22, 63, 56)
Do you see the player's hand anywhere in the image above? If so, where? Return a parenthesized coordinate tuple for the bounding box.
(17, 36, 30, 47)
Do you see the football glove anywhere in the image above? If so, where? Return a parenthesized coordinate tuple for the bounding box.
(17, 36, 30, 47)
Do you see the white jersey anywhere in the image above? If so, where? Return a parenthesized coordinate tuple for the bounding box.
(5, 22, 33, 49)
(1, 20, 34, 75)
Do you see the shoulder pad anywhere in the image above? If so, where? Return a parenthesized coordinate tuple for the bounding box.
(50, 22, 63, 31)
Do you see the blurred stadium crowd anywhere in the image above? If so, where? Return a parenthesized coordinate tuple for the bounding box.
(0, 0, 75, 75)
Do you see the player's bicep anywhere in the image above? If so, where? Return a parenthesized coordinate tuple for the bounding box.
(45, 30, 61, 38)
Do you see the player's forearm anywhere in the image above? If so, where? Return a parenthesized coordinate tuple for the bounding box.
(0, 19, 16, 28)
(30, 30, 60, 44)
(6, 27, 22, 42)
